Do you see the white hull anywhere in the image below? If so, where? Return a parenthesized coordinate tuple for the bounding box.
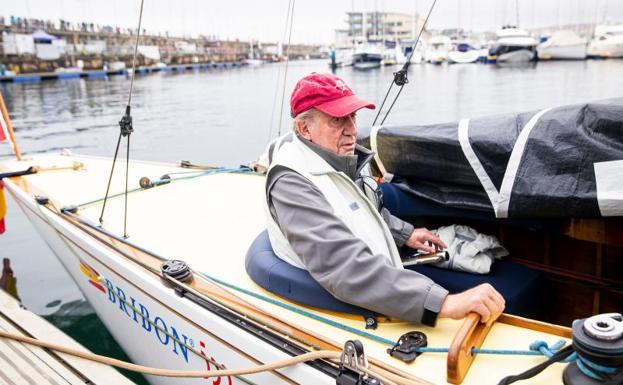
(587, 41, 623, 58)
(497, 49, 534, 63)
(537, 44, 587, 60)
(447, 50, 480, 64)
(4, 178, 332, 385)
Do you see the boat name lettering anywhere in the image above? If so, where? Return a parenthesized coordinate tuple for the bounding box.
(104, 278, 190, 363)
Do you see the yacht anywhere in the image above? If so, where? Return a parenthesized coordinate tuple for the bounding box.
(424, 35, 451, 64)
(587, 24, 623, 58)
(447, 41, 481, 64)
(537, 30, 587, 60)
(488, 26, 538, 63)
(351, 44, 382, 70)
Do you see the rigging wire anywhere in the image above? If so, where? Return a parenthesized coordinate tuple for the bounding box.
(371, 0, 438, 126)
(276, 0, 297, 137)
(267, 0, 295, 143)
(99, 0, 145, 238)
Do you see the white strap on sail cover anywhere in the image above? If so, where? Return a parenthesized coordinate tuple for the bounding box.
(458, 108, 552, 218)
(458, 118, 500, 213)
(594, 160, 623, 216)
(370, 125, 393, 182)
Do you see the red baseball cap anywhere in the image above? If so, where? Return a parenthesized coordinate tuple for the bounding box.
(290, 73, 375, 118)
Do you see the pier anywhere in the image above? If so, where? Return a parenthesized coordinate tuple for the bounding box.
(0, 287, 136, 385)
(1, 22, 323, 76)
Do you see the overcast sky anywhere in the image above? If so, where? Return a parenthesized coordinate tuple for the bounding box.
(2, 0, 623, 44)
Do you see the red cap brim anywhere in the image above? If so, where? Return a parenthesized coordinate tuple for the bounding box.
(314, 94, 375, 117)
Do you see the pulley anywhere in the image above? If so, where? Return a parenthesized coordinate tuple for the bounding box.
(336, 340, 380, 385)
(563, 313, 623, 385)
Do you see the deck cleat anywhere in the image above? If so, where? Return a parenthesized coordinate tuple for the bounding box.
(387, 331, 428, 363)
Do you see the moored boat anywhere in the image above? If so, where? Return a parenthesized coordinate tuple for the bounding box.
(488, 27, 537, 63)
(537, 30, 587, 60)
(587, 24, 623, 58)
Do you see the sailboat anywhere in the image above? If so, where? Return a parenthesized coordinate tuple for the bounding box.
(1, 4, 622, 385)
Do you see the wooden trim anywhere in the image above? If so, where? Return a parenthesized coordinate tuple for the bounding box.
(498, 314, 571, 338)
(447, 313, 495, 384)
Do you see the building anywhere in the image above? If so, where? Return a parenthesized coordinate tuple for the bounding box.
(334, 11, 424, 47)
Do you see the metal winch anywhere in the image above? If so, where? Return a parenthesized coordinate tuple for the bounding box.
(563, 313, 623, 385)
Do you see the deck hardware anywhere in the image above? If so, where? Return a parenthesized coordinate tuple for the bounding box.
(336, 340, 379, 385)
(35, 195, 49, 205)
(61, 206, 78, 214)
(364, 314, 378, 330)
(160, 260, 193, 283)
(139, 174, 171, 189)
(387, 331, 428, 363)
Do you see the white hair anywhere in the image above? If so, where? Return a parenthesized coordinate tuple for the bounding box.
(292, 108, 319, 134)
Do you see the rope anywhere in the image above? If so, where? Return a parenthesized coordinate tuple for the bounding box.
(0, 330, 420, 385)
(79, 167, 257, 209)
(203, 273, 572, 358)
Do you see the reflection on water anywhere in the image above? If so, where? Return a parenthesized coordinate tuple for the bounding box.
(1, 58, 622, 384)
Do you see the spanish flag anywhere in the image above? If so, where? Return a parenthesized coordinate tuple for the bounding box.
(0, 181, 6, 234)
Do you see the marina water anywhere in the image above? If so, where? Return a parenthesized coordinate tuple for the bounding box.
(1, 59, 622, 383)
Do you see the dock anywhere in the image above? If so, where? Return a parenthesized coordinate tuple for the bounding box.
(0, 61, 245, 83)
(0, 288, 136, 385)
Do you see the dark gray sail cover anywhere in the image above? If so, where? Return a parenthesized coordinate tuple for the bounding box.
(359, 98, 623, 218)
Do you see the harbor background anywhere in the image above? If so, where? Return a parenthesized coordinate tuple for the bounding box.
(1, 0, 623, 383)
(2, 59, 623, 383)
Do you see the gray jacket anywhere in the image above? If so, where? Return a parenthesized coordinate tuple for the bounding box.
(266, 135, 448, 326)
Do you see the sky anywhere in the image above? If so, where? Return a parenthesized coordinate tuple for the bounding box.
(1, 0, 623, 44)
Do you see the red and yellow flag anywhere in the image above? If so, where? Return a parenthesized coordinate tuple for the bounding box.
(0, 181, 6, 234)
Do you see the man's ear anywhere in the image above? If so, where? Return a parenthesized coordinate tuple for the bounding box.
(296, 119, 312, 140)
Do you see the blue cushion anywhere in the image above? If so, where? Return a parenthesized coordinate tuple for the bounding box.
(407, 262, 546, 319)
(245, 230, 368, 314)
(245, 230, 546, 319)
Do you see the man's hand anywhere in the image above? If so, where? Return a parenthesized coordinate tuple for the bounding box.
(439, 283, 505, 323)
(405, 227, 447, 253)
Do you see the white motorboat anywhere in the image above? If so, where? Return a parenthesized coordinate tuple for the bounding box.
(351, 44, 383, 70)
(447, 42, 481, 64)
(537, 30, 587, 60)
(424, 35, 451, 64)
(488, 27, 537, 63)
(587, 24, 623, 58)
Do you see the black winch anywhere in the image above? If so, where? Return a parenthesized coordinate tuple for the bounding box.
(160, 259, 193, 284)
(563, 313, 623, 385)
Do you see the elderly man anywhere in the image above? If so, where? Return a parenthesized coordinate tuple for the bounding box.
(264, 73, 504, 326)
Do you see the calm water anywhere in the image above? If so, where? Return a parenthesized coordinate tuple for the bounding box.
(1, 59, 622, 383)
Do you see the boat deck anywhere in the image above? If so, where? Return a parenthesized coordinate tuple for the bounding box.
(0, 288, 136, 385)
(0, 153, 574, 385)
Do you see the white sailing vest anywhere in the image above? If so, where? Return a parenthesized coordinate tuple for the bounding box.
(264, 134, 403, 270)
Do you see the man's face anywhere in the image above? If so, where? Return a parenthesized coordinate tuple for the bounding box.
(300, 109, 358, 156)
